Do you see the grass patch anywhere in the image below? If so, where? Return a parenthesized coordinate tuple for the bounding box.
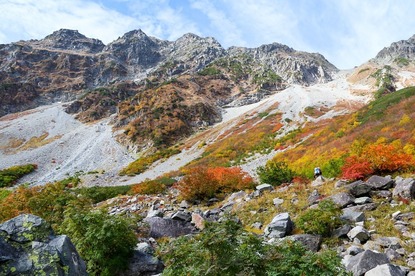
(0, 164, 37, 187)
(119, 147, 181, 176)
(357, 86, 415, 124)
(74, 185, 132, 204)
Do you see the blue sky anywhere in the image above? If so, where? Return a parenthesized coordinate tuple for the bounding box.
(0, 0, 414, 69)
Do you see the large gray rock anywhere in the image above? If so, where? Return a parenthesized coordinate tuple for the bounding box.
(341, 207, 365, 222)
(365, 263, 406, 276)
(264, 212, 293, 238)
(286, 234, 322, 252)
(145, 217, 196, 238)
(346, 180, 372, 197)
(0, 214, 87, 276)
(393, 177, 415, 200)
(366, 175, 394, 190)
(347, 226, 370, 244)
(329, 192, 355, 208)
(345, 250, 390, 276)
(122, 242, 164, 276)
(256, 183, 274, 193)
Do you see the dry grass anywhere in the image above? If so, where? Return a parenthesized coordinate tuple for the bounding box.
(16, 132, 63, 151)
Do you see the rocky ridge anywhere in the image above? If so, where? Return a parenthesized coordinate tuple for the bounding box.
(374, 34, 415, 64)
(0, 28, 337, 118)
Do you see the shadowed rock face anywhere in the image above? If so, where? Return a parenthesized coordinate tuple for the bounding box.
(0, 214, 87, 276)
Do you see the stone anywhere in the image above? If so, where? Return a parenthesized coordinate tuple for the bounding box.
(345, 250, 390, 276)
(346, 180, 372, 197)
(385, 248, 402, 261)
(311, 176, 325, 187)
(145, 217, 196, 238)
(374, 237, 402, 250)
(347, 226, 370, 243)
(273, 198, 284, 207)
(191, 213, 206, 230)
(354, 197, 372, 205)
(346, 245, 364, 256)
(228, 191, 246, 202)
(393, 177, 415, 200)
(329, 192, 355, 208)
(335, 179, 348, 188)
(307, 190, 320, 205)
(179, 200, 190, 209)
(264, 212, 293, 238)
(122, 244, 164, 276)
(256, 183, 273, 193)
(0, 214, 87, 275)
(333, 224, 352, 238)
(366, 175, 394, 190)
(286, 234, 322, 252)
(365, 263, 406, 276)
(370, 190, 392, 200)
(251, 222, 263, 229)
(171, 211, 192, 222)
(341, 207, 365, 223)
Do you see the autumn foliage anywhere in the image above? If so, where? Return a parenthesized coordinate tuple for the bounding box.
(341, 143, 415, 180)
(176, 166, 254, 201)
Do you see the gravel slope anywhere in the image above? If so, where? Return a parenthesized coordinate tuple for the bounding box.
(0, 70, 372, 186)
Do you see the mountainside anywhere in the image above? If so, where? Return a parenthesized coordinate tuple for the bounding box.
(1, 30, 415, 187)
(2, 30, 415, 276)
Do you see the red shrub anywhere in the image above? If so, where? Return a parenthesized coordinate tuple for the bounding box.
(175, 166, 254, 201)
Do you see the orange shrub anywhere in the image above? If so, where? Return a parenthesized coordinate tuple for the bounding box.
(131, 180, 167, 195)
(341, 143, 415, 180)
(176, 166, 254, 201)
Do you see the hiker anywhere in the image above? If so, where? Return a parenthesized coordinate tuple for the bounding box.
(314, 167, 322, 179)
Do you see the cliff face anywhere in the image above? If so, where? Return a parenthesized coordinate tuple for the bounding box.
(374, 34, 415, 64)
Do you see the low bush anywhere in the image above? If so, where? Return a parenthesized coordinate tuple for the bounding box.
(75, 185, 131, 204)
(130, 177, 176, 195)
(257, 161, 294, 186)
(176, 166, 254, 201)
(0, 164, 37, 187)
(159, 218, 348, 275)
(60, 207, 138, 276)
(296, 199, 343, 237)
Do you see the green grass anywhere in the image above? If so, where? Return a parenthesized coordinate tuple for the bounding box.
(0, 164, 37, 187)
(357, 86, 415, 124)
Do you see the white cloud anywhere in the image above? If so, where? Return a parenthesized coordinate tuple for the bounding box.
(0, 0, 137, 44)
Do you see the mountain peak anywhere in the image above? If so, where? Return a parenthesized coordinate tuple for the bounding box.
(41, 28, 104, 53)
(374, 34, 415, 64)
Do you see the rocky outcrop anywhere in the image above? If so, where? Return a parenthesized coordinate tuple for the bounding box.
(374, 34, 415, 64)
(0, 214, 87, 275)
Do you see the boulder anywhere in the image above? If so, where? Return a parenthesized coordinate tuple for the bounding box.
(191, 213, 206, 230)
(0, 214, 87, 276)
(346, 180, 372, 197)
(329, 192, 355, 208)
(122, 242, 164, 276)
(345, 250, 390, 276)
(354, 197, 372, 205)
(145, 217, 196, 238)
(365, 263, 406, 276)
(311, 176, 325, 187)
(273, 198, 284, 207)
(366, 175, 394, 190)
(307, 190, 320, 205)
(256, 184, 274, 193)
(393, 177, 415, 200)
(171, 211, 192, 222)
(286, 234, 322, 252)
(341, 207, 365, 223)
(333, 224, 352, 238)
(347, 226, 370, 244)
(264, 212, 293, 238)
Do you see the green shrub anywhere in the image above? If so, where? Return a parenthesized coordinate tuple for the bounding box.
(0, 164, 37, 187)
(159, 218, 348, 275)
(60, 207, 137, 276)
(296, 199, 342, 237)
(74, 185, 131, 204)
(257, 161, 294, 186)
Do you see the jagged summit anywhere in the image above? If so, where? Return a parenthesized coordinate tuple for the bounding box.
(374, 34, 415, 64)
(39, 28, 105, 53)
